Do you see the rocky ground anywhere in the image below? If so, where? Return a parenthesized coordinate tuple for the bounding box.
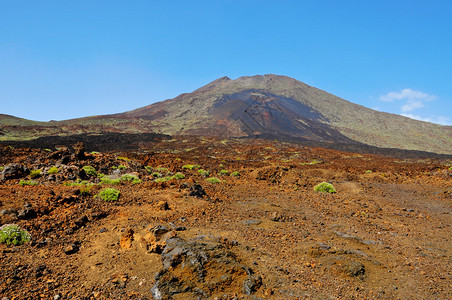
(0, 137, 451, 299)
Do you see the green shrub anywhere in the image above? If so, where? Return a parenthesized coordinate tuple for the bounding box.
(30, 169, 42, 179)
(0, 224, 31, 246)
(230, 171, 240, 177)
(48, 166, 59, 174)
(121, 174, 142, 184)
(198, 169, 210, 177)
(219, 170, 229, 176)
(118, 165, 126, 170)
(80, 185, 92, 196)
(98, 188, 120, 202)
(206, 177, 221, 184)
(82, 166, 97, 177)
(155, 167, 168, 172)
(91, 151, 100, 155)
(182, 164, 200, 170)
(151, 172, 162, 178)
(100, 177, 120, 185)
(19, 180, 38, 186)
(449, 166, 452, 170)
(64, 180, 91, 186)
(154, 176, 172, 183)
(314, 182, 336, 193)
(145, 166, 153, 173)
(365, 170, 373, 174)
(173, 172, 185, 179)
(117, 156, 130, 161)
(0, 166, 4, 171)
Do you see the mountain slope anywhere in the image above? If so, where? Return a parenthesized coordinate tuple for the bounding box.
(119, 74, 452, 154)
(1, 75, 451, 154)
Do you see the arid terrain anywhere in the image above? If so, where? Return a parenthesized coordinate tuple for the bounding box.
(0, 136, 451, 299)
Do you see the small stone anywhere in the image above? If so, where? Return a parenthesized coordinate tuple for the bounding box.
(243, 219, 262, 226)
(269, 211, 282, 222)
(64, 243, 79, 255)
(156, 201, 169, 211)
(53, 294, 61, 300)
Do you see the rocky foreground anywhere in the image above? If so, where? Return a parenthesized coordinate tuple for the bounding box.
(0, 137, 451, 299)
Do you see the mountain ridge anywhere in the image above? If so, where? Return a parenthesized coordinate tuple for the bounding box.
(1, 74, 451, 154)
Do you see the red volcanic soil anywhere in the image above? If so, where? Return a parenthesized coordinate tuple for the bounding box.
(0, 137, 451, 299)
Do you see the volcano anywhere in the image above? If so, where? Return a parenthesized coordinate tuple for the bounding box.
(1, 74, 451, 154)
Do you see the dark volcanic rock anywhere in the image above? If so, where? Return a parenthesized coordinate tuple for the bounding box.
(189, 184, 206, 198)
(1, 163, 29, 180)
(151, 237, 261, 299)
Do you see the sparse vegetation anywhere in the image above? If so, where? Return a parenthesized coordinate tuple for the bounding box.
(173, 172, 185, 179)
(145, 166, 153, 173)
(151, 172, 162, 178)
(231, 171, 240, 177)
(121, 174, 142, 184)
(198, 169, 210, 177)
(155, 167, 168, 172)
(30, 169, 42, 178)
(314, 182, 336, 193)
(219, 170, 230, 176)
(118, 165, 126, 170)
(63, 180, 92, 187)
(80, 185, 92, 196)
(19, 180, 38, 186)
(82, 165, 97, 177)
(117, 156, 130, 162)
(182, 164, 200, 170)
(0, 224, 31, 246)
(365, 170, 372, 174)
(48, 166, 59, 174)
(100, 177, 120, 185)
(98, 188, 120, 202)
(206, 177, 221, 184)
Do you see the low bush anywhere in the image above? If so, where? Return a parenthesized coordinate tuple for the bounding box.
(118, 165, 126, 170)
(219, 170, 229, 176)
(230, 171, 240, 177)
(314, 182, 336, 193)
(121, 174, 142, 184)
(173, 172, 185, 179)
(63, 180, 91, 186)
(206, 177, 221, 184)
(151, 172, 162, 178)
(82, 166, 97, 177)
(198, 169, 210, 177)
(98, 188, 120, 202)
(19, 180, 38, 186)
(100, 177, 120, 185)
(0, 224, 31, 246)
(48, 166, 59, 174)
(80, 185, 92, 196)
(117, 156, 130, 162)
(182, 164, 200, 170)
(145, 166, 153, 173)
(30, 169, 42, 179)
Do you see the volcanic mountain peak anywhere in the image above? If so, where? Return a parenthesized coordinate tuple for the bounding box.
(1, 74, 451, 154)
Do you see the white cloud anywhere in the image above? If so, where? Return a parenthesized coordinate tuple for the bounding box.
(401, 99, 424, 113)
(379, 88, 436, 103)
(379, 88, 437, 113)
(401, 114, 452, 126)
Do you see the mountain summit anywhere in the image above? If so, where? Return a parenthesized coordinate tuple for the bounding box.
(118, 74, 452, 154)
(1, 74, 451, 154)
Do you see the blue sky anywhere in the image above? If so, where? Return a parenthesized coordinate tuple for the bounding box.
(1, 1, 451, 125)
